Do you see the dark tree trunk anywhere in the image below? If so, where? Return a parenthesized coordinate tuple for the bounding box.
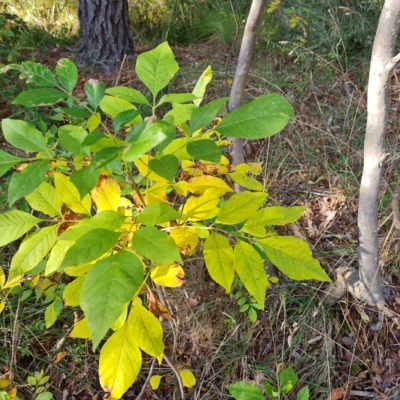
(77, 0, 135, 70)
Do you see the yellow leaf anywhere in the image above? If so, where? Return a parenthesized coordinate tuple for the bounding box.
(2, 274, 24, 289)
(70, 317, 92, 339)
(150, 375, 163, 390)
(45, 240, 74, 276)
(234, 162, 262, 175)
(181, 188, 221, 221)
(99, 317, 142, 399)
(151, 264, 185, 287)
(91, 176, 121, 212)
(179, 370, 196, 388)
(0, 301, 5, 314)
(0, 267, 5, 287)
(170, 226, 198, 255)
(174, 181, 189, 196)
(134, 155, 169, 183)
(64, 262, 93, 276)
(54, 172, 91, 215)
(187, 175, 233, 196)
(132, 183, 169, 205)
(63, 276, 85, 306)
(87, 112, 101, 132)
(129, 298, 164, 360)
(7, 387, 18, 399)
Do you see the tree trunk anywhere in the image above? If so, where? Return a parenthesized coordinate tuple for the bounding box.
(228, 0, 267, 192)
(77, 0, 135, 71)
(323, 0, 400, 324)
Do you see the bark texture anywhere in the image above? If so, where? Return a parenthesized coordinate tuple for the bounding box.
(354, 0, 400, 307)
(77, 0, 135, 69)
(228, 0, 267, 188)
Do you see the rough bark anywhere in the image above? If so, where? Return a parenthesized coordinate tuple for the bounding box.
(77, 0, 135, 70)
(228, 0, 267, 191)
(323, 0, 400, 324)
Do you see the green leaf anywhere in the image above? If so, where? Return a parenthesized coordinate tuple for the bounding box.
(60, 229, 121, 269)
(8, 160, 49, 205)
(9, 224, 59, 278)
(132, 226, 182, 265)
(25, 181, 62, 217)
(36, 392, 53, 400)
(297, 386, 310, 400)
(90, 146, 124, 170)
(137, 202, 180, 226)
(45, 298, 62, 328)
(106, 86, 151, 106)
(63, 107, 92, 118)
(70, 167, 100, 199)
(248, 307, 257, 322)
(20, 61, 58, 86)
(234, 240, 268, 307)
(99, 95, 142, 124)
(187, 139, 222, 163)
(99, 313, 142, 399)
(13, 88, 67, 106)
(55, 58, 78, 92)
(156, 93, 198, 107)
(80, 250, 144, 350)
(190, 97, 228, 135)
(45, 240, 74, 275)
(203, 232, 234, 292)
(258, 236, 331, 281)
(192, 65, 212, 107)
(148, 154, 179, 182)
(216, 192, 267, 225)
(113, 109, 141, 132)
(0, 150, 24, 178)
(81, 130, 107, 147)
(136, 42, 179, 98)
(226, 382, 264, 400)
(164, 103, 197, 125)
(241, 206, 306, 237)
(58, 211, 126, 242)
(85, 80, 106, 110)
(216, 94, 294, 139)
(58, 125, 89, 155)
(0, 210, 41, 247)
(129, 298, 164, 357)
(2, 119, 48, 153)
(122, 122, 167, 162)
(278, 367, 298, 394)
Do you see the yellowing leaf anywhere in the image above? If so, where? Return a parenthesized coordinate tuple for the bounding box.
(216, 192, 267, 225)
(70, 317, 92, 339)
(241, 206, 306, 237)
(45, 240, 74, 276)
(170, 226, 198, 255)
(99, 317, 142, 399)
(2, 274, 24, 289)
(63, 276, 85, 306)
(228, 171, 265, 191)
(203, 232, 234, 292)
(179, 370, 196, 388)
(187, 175, 233, 196)
(258, 236, 331, 282)
(91, 176, 121, 212)
(0, 301, 5, 314)
(151, 264, 185, 287)
(134, 155, 169, 183)
(181, 188, 221, 221)
(9, 224, 59, 279)
(25, 181, 62, 217)
(129, 298, 164, 360)
(150, 375, 163, 390)
(64, 262, 93, 276)
(234, 162, 262, 175)
(111, 304, 128, 331)
(87, 112, 101, 132)
(234, 240, 268, 307)
(54, 172, 91, 215)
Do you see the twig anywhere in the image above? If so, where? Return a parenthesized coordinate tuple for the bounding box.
(391, 177, 400, 252)
(10, 292, 21, 373)
(163, 352, 185, 400)
(135, 357, 157, 400)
